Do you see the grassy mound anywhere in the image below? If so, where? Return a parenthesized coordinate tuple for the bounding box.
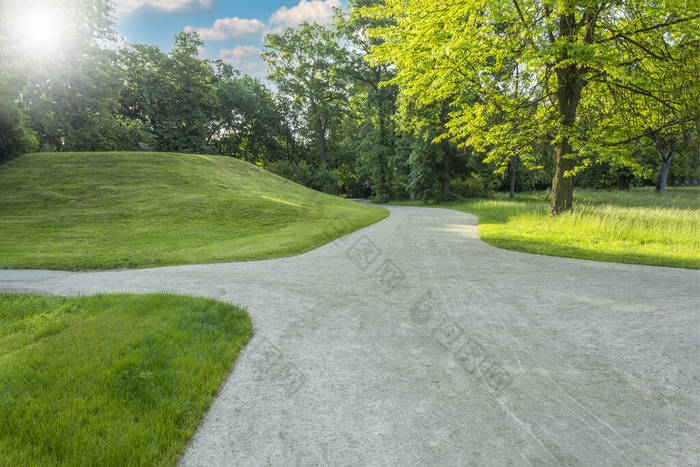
(400, 187, 700, 269)
(0, 293, 252, 465)
(0, 152, 388, 270)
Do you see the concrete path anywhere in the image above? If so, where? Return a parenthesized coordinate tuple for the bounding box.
(1, 205, 698, 465)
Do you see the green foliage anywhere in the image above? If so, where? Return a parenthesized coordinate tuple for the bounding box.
(268, 159, 314, 186)
(405, 138, 444, 200)
(2, 0, 134, 154)
(576, 5, 699, 192)
(0, 99, 37, 162)
(365, 0, 700, 209)
(210, 68, 292, 163)
(0, 293, 252, 465)
(23, 48, 136, 152)
(450, 174, 494, 199)
(2, 4, 291, 161)
(311, 166, 341, 194)
(333, 0, 399, 198)
(0, 25, 38, 161)
(263, 23, 350, 168)
(119, 33, 217, 154)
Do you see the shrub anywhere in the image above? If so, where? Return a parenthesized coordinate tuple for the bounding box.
(311, 167, 340, 194)
(268, 160, 313, 186)
(450, 173, 493, 198)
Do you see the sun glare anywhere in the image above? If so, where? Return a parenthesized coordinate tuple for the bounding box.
(12, 7, 70, 55)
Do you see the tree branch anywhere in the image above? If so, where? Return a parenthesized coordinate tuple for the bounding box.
(596, 14, 700, 44)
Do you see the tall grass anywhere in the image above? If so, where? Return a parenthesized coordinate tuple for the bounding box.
(405, 187, 700, 269)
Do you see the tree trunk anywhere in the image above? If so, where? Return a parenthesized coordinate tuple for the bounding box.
(618, 172, 630, 190)
(439, 100, 452, 199)
(440, 139, 451, 199)
(551, 140, 575, 213)
(654, 135, 676, 193)
(441, 169, 450, 199)
(550, 14, 585, 215)
(656, 158, 671, 192)
(509, 156, 517, 199)
(243, 131, 253, 161)
(378, 101, 389, 199)
(316, 117, 328, 168)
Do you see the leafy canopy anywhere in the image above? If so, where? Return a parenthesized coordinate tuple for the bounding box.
(364, 0, 699, 175)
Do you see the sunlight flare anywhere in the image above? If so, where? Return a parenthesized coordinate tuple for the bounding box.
(11, 6, 70, 55)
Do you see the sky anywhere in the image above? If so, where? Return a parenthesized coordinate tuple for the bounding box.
(114, 0, 343, 78)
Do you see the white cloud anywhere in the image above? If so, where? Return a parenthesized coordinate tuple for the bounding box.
(184, 17, 267, 41)
(178, 0, 345, 79)
(269, 0, 342, 28)
(116, 0, 213, 17)
(184, 0, 342, 42)
(220, 46, 267, 78)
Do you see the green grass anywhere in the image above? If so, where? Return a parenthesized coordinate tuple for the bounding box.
(0, 152, 388, 270)
(397, 187, 700, 269)
(0, 293, 252, 466)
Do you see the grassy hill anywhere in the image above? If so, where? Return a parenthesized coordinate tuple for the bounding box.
(0, 152, 388, 270)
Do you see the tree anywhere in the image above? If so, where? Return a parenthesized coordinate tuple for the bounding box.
(23, 47, 147, 152)
(587, 12, 699, 192)
(395, 95, 458, 199)
(365, 0, 700, 213)
(0, 18, 37, 160)
(209, 63, 292, 164)
(2, 0, 130, 154)
(0, 84, 38, 161)
(263, 23, 349, 168)
(119, 33, 217, 153)
(335, 0, 398, 198)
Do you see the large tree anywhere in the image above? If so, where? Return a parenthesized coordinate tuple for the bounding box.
(263, 23, 349, 168)
(209, 62, 292, 164)
(587, 13, 699, 192)
(119, 33, 217, 153)
(335, 0, 398, 198)
(2, 0, 132, 154)
(365, 0, 699, 213)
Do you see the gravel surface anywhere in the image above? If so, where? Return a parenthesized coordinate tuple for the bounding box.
(1, 205, 698, 465)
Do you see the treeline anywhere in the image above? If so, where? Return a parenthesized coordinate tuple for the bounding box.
(261, 0, 699, 206)
(1, 0, 698, 207)
(1, 28, 296, 168)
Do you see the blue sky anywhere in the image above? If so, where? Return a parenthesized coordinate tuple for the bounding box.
(115, 0, 343, 77)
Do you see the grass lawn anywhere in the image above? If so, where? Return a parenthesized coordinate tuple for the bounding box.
(0, 293, 252, 466)
(398, 187, 700, 269)
(0, 152, 388, 270)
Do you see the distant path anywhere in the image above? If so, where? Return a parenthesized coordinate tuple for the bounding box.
(1, 205, 698, 465)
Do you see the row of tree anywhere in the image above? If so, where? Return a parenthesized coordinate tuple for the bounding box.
(263, 0, 699, 212)
(1, 0, 698, 213)
(1, 17, 296, 166)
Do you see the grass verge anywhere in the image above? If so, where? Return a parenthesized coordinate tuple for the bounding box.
(0, 152, 388, 270)
(396, 187, 699, 269)
(0, 293, 252, 465)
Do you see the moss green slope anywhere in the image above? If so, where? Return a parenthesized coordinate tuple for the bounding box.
(0, 152, 388, 270)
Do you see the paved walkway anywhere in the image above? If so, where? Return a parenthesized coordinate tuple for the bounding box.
(1, 206, 698, 465)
